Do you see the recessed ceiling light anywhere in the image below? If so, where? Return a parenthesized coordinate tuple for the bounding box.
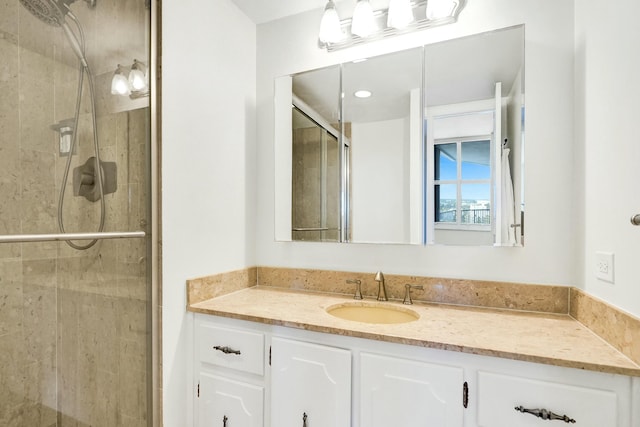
(354, 90, 372, 98)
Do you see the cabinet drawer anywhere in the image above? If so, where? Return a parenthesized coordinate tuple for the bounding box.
(198, 322, 264, 375)
(477, 371, 619, 426)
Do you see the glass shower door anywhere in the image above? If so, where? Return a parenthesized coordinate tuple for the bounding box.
(0, 1, 154, 426)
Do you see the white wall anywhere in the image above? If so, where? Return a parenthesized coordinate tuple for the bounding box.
(157, 0, 640, 423)
(574, 0, 640, 316)
(256, 0, 576, 285)
(351, 118, 409, 243)
(162, 0, 256, 425)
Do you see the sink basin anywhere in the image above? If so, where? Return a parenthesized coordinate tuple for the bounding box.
(326, 302, 419, 324)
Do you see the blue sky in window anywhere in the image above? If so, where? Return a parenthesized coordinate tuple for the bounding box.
(462, 162, 490, 180)
(439, 183, 490, 201)
(437, 160, 491, 200)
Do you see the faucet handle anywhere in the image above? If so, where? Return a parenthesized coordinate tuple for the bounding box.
(347, 279, 363, 299)
(403, 284, 424, 305)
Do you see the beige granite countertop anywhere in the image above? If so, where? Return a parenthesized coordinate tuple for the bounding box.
(189, 286, 640, 377)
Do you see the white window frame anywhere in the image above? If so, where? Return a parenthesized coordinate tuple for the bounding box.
(433, 135, 494, 231)
(424, 99, 498, 244)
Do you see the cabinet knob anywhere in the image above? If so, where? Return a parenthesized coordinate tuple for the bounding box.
(213, 345, 241, 355)
(515, 406, 576, 423)
(631, 214, 640, 226)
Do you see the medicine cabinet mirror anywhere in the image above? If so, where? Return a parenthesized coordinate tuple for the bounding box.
(274, 25, 525, 246)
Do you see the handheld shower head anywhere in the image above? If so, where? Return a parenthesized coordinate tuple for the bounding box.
(19, 0, 72, 26)
(19, 0, 89, 68)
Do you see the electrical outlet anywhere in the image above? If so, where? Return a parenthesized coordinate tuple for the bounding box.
(595, 251, 614, 283)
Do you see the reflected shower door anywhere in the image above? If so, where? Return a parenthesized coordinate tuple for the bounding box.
(291, 107, 341, 242)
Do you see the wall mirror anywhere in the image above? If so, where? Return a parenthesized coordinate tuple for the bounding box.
(274, 25, 525, 246)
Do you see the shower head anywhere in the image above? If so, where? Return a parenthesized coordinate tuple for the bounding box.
(19, 0, 89, 68)
(19, 0, 74, 27)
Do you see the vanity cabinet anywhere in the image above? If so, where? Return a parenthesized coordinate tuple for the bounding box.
(270, 337, 352, 426)
(360, 352, 464, 426)
(193, 313, 637, 427)
(195, 319, 266, 427)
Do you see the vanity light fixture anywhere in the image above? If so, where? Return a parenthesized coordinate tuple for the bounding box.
(319, 0, 345, 43)
(128, 59, 148, 91)
(318, 0, 467, 51)
(111, 60, 149, 98)
(351, 0, 377, 38)
(387, 0, 414, 29)
(111, 65, 130, 96)
(426, 0, 457, 20)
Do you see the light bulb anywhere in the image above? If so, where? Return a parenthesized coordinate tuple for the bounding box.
(387, 0, 414, 29)
(426, 0, 456, 20)
(111, 65, 130, 96)
(129, 59, 148, 91)
(319, 1, 345, 44)
(351, 0, 377, 38)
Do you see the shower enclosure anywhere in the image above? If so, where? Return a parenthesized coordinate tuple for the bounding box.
(291, 106, 342, 242)
(0, 0, 156, 425)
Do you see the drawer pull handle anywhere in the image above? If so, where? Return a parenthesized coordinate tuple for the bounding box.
(302, 412, 308, 427)
(213, 345, 241, 355)
(515, 406, 576, 423)
(223, 415, 228, 426)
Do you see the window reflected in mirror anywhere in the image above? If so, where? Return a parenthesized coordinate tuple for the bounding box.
(434, 138, 492, 229)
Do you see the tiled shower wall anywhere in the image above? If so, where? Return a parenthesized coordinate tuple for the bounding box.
(0, 1, 150, 426)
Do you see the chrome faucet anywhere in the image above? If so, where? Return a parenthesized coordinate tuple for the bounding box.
(403, 284, 424, 305)
(347, 279, 363, 300)
(375, 271, 387, 301)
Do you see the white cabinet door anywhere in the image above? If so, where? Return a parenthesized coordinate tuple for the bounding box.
(477, 371, 620, 427)
(271, 337, 351, 427)
(198, 372, 264, 427)
(360, 352, 465, 427)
